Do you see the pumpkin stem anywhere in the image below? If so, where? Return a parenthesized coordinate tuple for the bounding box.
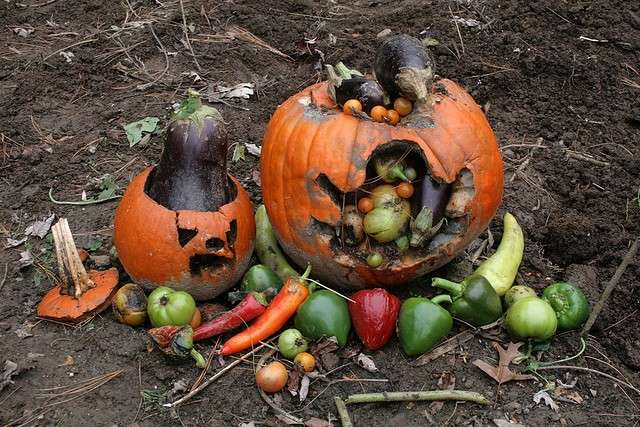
(52, 218, 94, 298)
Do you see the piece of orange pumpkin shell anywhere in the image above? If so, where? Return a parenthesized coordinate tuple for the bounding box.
(260, 80, 504, 289)
(113, 167, 255, 300)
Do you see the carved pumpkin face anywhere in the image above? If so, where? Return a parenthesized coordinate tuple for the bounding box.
(260, 80, 503, 289)
(113, 168, 255, 300)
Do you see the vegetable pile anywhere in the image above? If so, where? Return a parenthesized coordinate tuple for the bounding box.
(260, 33, 504, 288)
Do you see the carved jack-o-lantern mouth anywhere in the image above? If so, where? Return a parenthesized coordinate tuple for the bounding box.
(113, 167, 255, 300)
(260, 80, 503, 289)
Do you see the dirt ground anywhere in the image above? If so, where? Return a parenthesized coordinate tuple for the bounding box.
(1, 0, 639, 426)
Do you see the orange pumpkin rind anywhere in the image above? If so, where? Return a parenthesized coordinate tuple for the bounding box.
(113, 167, 255, 301)
(37, 268, 120, 322)
(260, 80, 504, 289)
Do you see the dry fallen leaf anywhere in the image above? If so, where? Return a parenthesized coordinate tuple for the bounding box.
(287, 368, 302, 396)
(473, 342, 534, 385)
(62, 355, 75, 366)
(299, 375, 310, 402)
(533, 389, 559, 411)
(430, 371, 456, 414)
(305, 417, 334, 427)
(356, 353, 378, 372)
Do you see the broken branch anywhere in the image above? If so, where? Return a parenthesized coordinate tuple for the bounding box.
(343, 390, 490, 405)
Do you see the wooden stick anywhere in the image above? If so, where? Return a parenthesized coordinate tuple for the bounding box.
(334, 396, 353, 427)
(344, 390, 490, 405)
(52, 219, 93, 297)
(581, 239, 638, 337)
(164, 344, 265, 408)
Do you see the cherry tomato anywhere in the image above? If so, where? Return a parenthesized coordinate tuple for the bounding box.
(278, 328, 308, 359)
(396, 182, 414, 199)
(367, 252, 383, 268)
(370, 106, 387, 123)
(256, 361, 288, 393)
(357, 197, 374, 214)
(147, 287, 196, 328)
(343, 99, 363, 115)
(385, 109, 400, 126)
(293, 352, 315, 372)
(393, 97, 413, 116)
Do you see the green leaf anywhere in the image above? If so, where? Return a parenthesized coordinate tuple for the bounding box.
(124, 117, 159, 147)
(96, 175, 118, 200)
(88, 236, 104, 252)
(232, 143, 245, 162)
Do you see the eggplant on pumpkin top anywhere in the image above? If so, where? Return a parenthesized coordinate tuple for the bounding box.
(259, 33, 504, 289)
(113, 90, 255, 301)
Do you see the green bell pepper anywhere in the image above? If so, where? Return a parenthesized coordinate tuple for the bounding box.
(542, 282, 589, 331)
(241, 264, 282, 293)
(397, 295, 453, 356)
(294, 290, 351, 346)
(431, 275, 502, 326)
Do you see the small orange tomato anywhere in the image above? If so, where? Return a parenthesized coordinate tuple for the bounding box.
(293, 352, 315, 372)
(393, 97, 413, 116)
(357, 197, 374, 214)
(385, 109, 400, 126)
(189, 308, 202, 329)
(370, 106, 387, 123)
(256, 361, 289, 393)
(396, 182, 414, 199)
(343, 99, 363, 115)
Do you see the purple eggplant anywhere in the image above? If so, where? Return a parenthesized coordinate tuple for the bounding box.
(374, 34, 435, 101)
(146, 90, 229, 212)
(410, 176, 452, 247)
(326, 62, 388, 112)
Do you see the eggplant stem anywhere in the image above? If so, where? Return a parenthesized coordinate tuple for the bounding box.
(335, 62, 363, 79)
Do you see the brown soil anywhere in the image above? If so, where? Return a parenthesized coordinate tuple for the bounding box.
(1, 0, 639, 426)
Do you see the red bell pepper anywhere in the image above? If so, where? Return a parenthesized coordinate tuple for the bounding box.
(348, 288, 401, 350)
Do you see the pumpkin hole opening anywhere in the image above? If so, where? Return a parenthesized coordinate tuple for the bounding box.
(177, 228, 198, 247)
(315, 174, 343, 207)
(189, 253, 230, 275)
(205, 237, 225, 252)
(225, 219, 237, 250)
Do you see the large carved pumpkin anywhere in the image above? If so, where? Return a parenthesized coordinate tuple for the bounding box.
(113, 168, 255, 300)
(260, 80, 503, 289)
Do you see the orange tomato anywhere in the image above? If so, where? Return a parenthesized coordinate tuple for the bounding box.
(189, 308, 202, 329)
(343, 99, 363, 115)
(293, 352, 315, 372)
(393, 97, 413, 116)
(256, 361, 288, 393)
(385, 109, 400, 126)
(357, 197, 374, 214)
(370, 106, 387, 123)
(396, 182, 414, 199)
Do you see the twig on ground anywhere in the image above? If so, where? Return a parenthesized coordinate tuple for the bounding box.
(334, 396, 353, 427)
(226, 25, 293, 61)
(603, 309, 638, 332)
(165, 344, 266, 408)
(41, 38, 98, 62)
(535, 365, 640, 396)
(48, 188, 121, 205)
(566, 151, 610, 167)
(581, 239, 638, 337)
(0, 264, 8, 292)
(178, 0, 202, 71)
(343, 390, 490, 405)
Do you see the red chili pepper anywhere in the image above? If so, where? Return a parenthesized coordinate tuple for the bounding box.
(348, 288, 401, 350)
(193, 292, 267, 342)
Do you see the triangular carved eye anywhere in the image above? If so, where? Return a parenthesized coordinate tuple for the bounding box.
(225, 220, 237, 250)
(177, 228, 198, 247)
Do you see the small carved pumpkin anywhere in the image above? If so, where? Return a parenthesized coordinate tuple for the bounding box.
(114, 92, 255, 300)
(113, 169, 255, 300)
(260, 80, 503, 289)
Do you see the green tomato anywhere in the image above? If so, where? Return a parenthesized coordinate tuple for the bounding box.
(147, 287, 196, 328)
(505, 296, 557, 342)
(278, 328, 308, 359)
(504, 285, 537, 307)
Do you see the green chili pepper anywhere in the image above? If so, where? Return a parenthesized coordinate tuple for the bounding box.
(473, 212, 524, 296)
(294, 290, 351, 346)
(397, 295, 453, 356)
(431, 275, 502, 326)
(542, 282, 589, 331)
